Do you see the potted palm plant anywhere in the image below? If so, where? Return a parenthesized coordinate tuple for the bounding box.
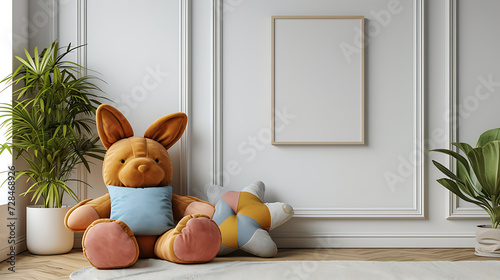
(0, 41, 106, 254)
(432, 128, 500, 257)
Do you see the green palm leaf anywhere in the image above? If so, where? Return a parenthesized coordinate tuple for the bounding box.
(468, 141, 500, 197)
(0, 41, 107, 208)
(433, 128, 500, 228)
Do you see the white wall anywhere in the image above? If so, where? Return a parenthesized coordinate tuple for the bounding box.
(457, 0, 500, 143)
(18, 0, 182, 247)
(189, 0, 496, 248)
(0, 0, 30, 261)
(189, 0, 216, 199)
(11, 0, 31, 256)
(25, 0, 500, 248)
(223, 0, 417, 212)
(450, 0, 500, 216)
(57, 0, 182, 201)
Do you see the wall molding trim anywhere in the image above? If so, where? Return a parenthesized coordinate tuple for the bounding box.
(273, 232, 475, 248)
(444, 0, 488, 219)
(76, 0, 88, 201)
(51, 0, 58, 42)
(179, 0, 191, 195)
(411, 0, 425, 219)
(210, 0, 425, 218)
(76, 0, 87, 74)
(212, 0, 223, 186)
(292, 207, 425, 218)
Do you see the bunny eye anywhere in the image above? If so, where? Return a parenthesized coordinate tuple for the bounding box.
(155, 159, 159, 163)
(120, 159, 125, 164)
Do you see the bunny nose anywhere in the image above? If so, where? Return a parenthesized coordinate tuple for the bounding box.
(138, 165, 149, 173)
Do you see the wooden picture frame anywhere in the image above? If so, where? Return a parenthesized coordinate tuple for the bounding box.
(271, 16, 365, 145)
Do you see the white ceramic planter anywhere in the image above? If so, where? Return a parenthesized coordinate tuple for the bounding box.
(26, 206, 74, 255)
(475, 225, 500, 257)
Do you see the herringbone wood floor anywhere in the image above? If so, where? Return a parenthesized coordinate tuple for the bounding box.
(0, 248, 498, 280)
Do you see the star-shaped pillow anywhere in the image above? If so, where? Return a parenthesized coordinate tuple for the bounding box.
(209, 181, 294, 257)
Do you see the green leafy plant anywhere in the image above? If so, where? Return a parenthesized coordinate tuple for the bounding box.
(0, 41, 106, 208)
(432, 128, 500, 228)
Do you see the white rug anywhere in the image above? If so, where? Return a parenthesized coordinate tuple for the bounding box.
(70, 259, 500, 280)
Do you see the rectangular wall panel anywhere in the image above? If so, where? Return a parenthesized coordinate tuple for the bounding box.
(219, 0, 423, 218)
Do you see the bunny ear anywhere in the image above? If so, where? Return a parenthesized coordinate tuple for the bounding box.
(144, 112, 187, 150)
(96, 104, 134, 149)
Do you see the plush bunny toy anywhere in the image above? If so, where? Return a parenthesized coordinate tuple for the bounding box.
(64, 104, 221, 269)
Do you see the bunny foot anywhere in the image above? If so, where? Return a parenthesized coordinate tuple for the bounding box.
(82, 219, 139, 269)
(155, 214, 221, 263)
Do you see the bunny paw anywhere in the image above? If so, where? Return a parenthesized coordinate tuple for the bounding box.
(82, 219, 139, 269)
(155, 215, 221, 263)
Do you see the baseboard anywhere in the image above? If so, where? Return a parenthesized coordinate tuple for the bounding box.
(0, 235, 26, 262)
(16, 236, 27, 253)
(74, 232, 83, 249)
(71, 232, 476, 249)
(273, 233, 477, 248)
